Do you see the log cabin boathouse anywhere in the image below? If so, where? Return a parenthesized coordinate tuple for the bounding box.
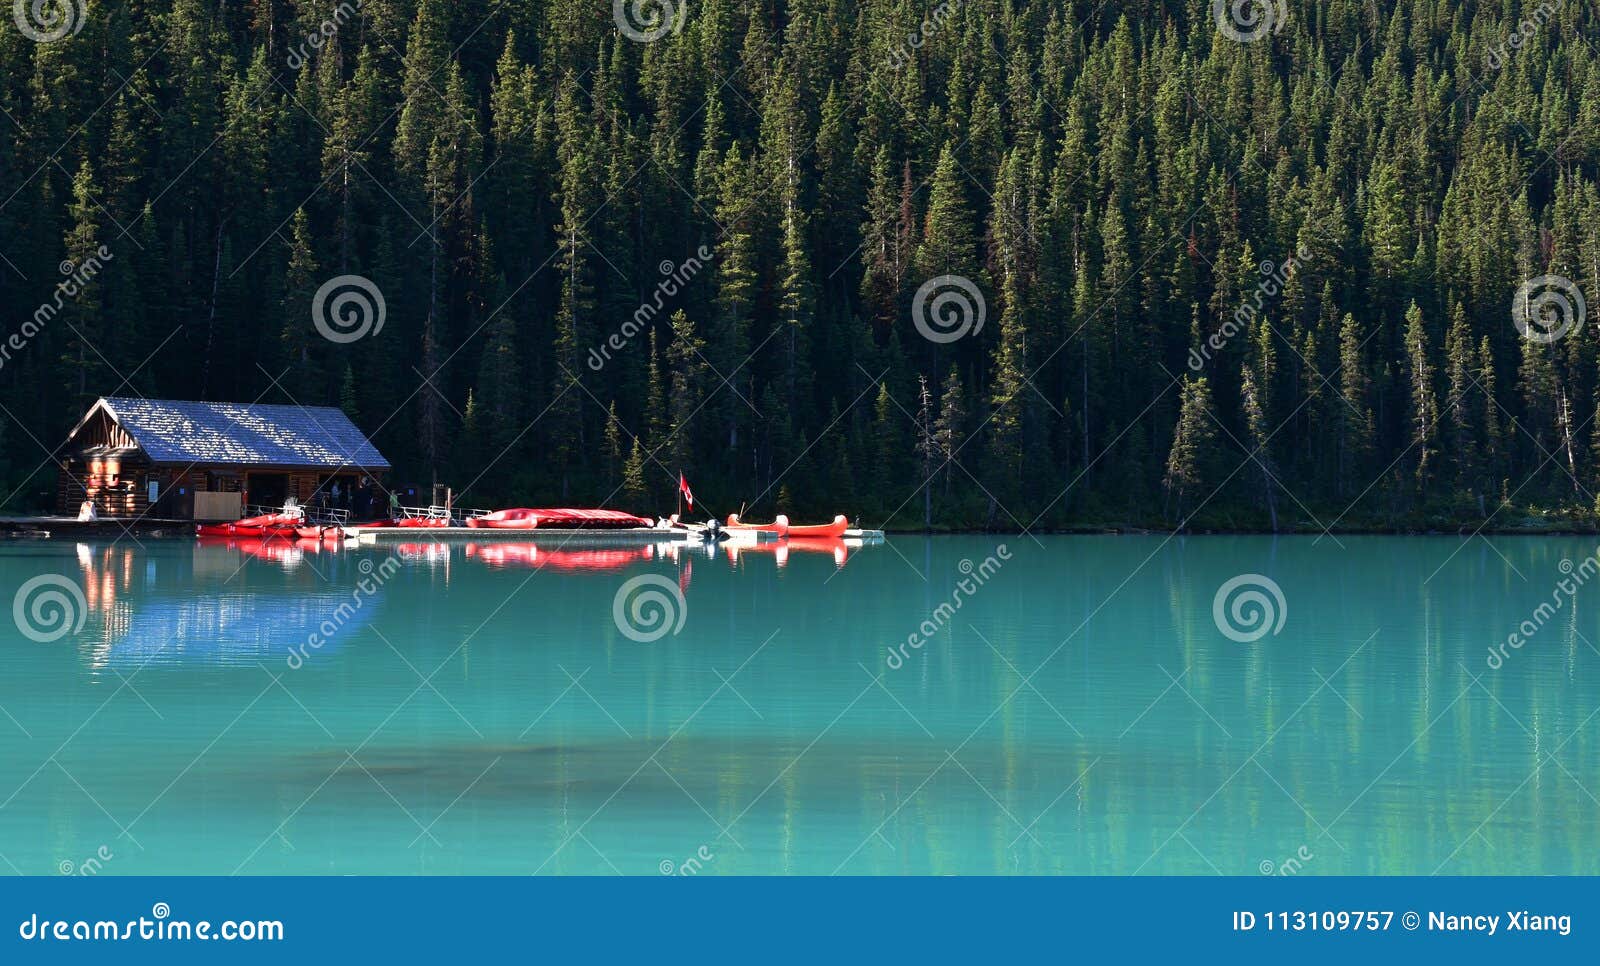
(57, 397, 391, 520)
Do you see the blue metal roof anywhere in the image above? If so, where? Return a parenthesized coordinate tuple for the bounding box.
(98, 397, 390, 470)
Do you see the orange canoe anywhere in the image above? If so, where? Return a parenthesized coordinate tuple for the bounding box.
(726, 514, 850, 538)
(726, 513, 788, 535)
(784, 515, 850, 538)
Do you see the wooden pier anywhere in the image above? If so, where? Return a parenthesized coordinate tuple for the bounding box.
(0, 516, 194, 539)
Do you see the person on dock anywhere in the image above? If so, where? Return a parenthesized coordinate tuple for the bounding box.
(77, 499, 98, 522)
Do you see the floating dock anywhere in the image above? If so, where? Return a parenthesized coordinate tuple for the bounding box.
(349, 526, 886, 546)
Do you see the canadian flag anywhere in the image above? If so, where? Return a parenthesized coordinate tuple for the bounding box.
(679, 473, 695, 509)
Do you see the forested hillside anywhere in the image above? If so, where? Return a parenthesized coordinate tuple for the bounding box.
(3, 0, 1600, 530)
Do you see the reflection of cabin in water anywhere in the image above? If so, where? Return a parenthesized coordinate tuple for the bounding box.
(57, 397, 391, 520)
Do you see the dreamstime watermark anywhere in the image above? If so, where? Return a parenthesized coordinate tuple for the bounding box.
(1213, 0, 1287, 43)
(1259, 845, 1314, 876)
(12, 573, 87, 643)
(613, 0, 685, 43)
(1189, 245, 1308, 370)
(589, 246, 712, 371)
(886, 545, 1011, 669)
(1211, 574, 1287, 644)
(1512, 274, 1586, 344)
(58, 846, 113, 876)
(612, 574, 687, 643)
(312, 274, 386, 344)
(1485, 0, 1563, 70)
(17, 903, 284, 943)
(659, 845, 714, 875)
(12, 0, 85, 43)
(912, 275, 986, 344)
(286, 0, 362, 71)
(883, 0, 963, 71)
(285, 556, 401, 668)
(1487, 548, 1600, 669)
(2, 246, 114, 372)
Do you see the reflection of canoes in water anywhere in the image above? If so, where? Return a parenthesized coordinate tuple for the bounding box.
(393, 542, 450, 564)
(465, 542, 654, 573)
(196, 534, 305, 565)
(725, 536, 849, 568)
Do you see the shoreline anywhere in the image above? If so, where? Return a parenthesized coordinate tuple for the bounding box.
(5, 518, 1600, 540)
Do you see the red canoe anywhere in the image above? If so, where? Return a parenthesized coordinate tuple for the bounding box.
(395, 516, 450, 528)
(197, 511, 303, 539)
(295, 525, 347, 541)
(467, 508, 654, 530)
(727, 514, 850, 538)
(784, 515, 851, 538)
(197, 522, 298, 538)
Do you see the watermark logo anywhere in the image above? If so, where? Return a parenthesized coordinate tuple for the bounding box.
(589, 246, 712, 371)
(887, 545, 1011, 669)
(18, 903, 285, 942)
(1259, 845, 1314, 875)
(312, 274, 386, 344)
(1211, 573, 1287, 644)
(612, 574, 687, 643)
(286, 0, 362, 71)
(1485, 1, 1562, 70)
(13, 0, 85, 43)
(1512, 274, 1586, 344)
(613, 0, 685, 43)
(659, 845, 714, 875)
(1488, 549, 1600, 669)
(883, 0, 963, 71)
(1212, 0, 1286, 43)
(58, 846, 113, 876)
(1190, 245, 1308, 370)
(912, 275, 986, 344)
(12, 573, 87, 643)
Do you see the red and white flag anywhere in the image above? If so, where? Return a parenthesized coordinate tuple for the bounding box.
(679, 473, 695, 509)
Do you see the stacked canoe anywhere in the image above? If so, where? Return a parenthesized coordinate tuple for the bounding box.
(467, 508, 654, 530)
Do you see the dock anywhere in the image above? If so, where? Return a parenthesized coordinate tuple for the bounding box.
(349, 526, 886, 546)
(350, 526, 687, 546)
(0, 516, 194, 539)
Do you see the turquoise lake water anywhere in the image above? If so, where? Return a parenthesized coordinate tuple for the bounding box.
(0, 534, 1596, 875)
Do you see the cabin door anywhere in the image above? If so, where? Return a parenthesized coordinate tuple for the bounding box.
(246, 472, 289, 511)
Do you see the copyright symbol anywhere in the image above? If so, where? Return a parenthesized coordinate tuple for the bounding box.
(1257, 859, 1275, 875)
(658, 859, 676, 875)
(1402, 911, 1420, 931)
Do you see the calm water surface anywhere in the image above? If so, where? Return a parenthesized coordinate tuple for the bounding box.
(0, 534, 1596, 875)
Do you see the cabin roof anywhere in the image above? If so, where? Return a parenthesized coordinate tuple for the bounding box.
(75, 397, 390, 470)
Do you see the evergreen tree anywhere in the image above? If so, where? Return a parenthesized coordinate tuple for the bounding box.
(1164, 377, 1220, 523)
